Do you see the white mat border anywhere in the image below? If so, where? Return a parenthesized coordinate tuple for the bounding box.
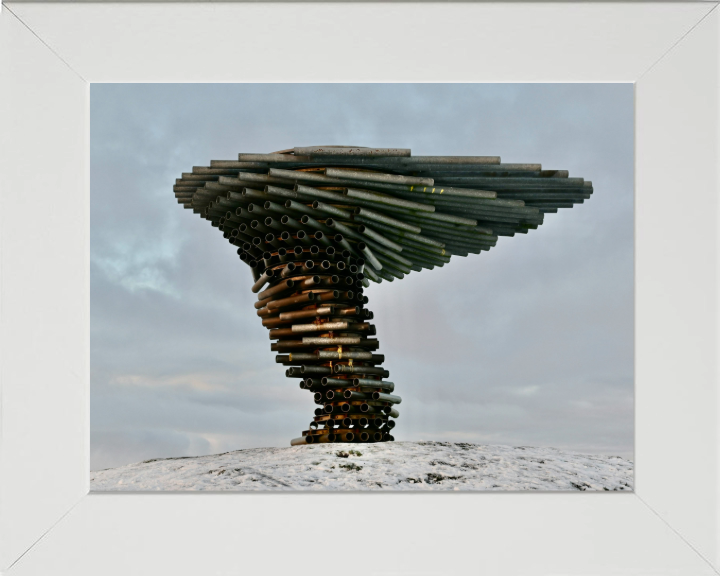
(0, 3, 718, 574)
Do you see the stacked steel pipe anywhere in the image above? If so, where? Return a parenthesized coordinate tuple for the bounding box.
(173, 146, 591, 445)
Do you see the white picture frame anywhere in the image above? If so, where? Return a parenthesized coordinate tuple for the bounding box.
(0, 2, 718, 575)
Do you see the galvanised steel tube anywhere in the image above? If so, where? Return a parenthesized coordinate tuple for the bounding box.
(251, 269, 275, 293)
(321, 377, 356, 388)
(375, 257, 411, 277)
(300, 214, 334, 236)
(363, 266, 381, 283)
(313, 231, 332, 247)
(295, 230, 312, 246)
(317, 350, 377, 360)
(312, 201, 352, 219)
(404, 192, 536, 210)
(267, 292, 316, 310)
(434, 176, 586, 188)
(355, 201, 480, 227)
(524, 202, 578, 209)
(295, 146, 411, 157)
(238, 153, 313, 162)
(263, 185, 301, 201)
(342, 390, 369, 401)
(324, 219, 363, 241)
(263, 200, 288, 215)
(279, 262, 297, 278)
(296, 168, 448, 204)
(372, 392, 402, 404)
(241, 152, 500, 165)
(358, 383, 395, 393)
(357, 242, 383, 271)
(255, 295, 274, 310)
(293, 184, 348, 205)
(356, 224, 403, 251)
(400, 162, 543, 173)
(352, 236, 407, 265)
(277, 306, 335, 322)
(264, 217, 285, 232)
(276, 353, 318, 364)
(326, 168, 433, 187)
(284, 168, 483, 203)
(345, 175, 498, 199)
(218, 173, 290, 188)
(353, 218, 446, 250)
(398, 198, 540, 221)
(375, 268, 396, 282)
(250, 219, 272, 235)
(421, 231, 497, 248)
(353, 207, 421, 234)
(397, 218, 498, 241)
(291, 322, 349, 332)
(400, 192, 556, 213)
(353, 378, 395, 387)
(334, 365, 389, 376)
(395, 246, 449, 266)
(333, 234, 355, 255)
(301, 365, 333, 375)
(247, 203, 272, 218)
(362, 242, 412, 266)
(324, 390, 346, 401)
(303, 336, 361, 346)
(495, 192, 591, 201)
(345, 187, 435, 213)
(397, 183, 497, 199)
(420, 207, 543, 226)
(283, 199, 314, 216)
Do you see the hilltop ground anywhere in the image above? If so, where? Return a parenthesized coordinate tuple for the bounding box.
(90, 441, 633, 492)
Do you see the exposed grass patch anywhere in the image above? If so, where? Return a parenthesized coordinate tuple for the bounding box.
(425, 472, 462, 484)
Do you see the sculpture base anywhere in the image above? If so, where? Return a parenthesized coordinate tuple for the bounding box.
(292, 427, 395, 445)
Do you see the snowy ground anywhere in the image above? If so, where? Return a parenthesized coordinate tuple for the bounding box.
(91, 442, 633, 492)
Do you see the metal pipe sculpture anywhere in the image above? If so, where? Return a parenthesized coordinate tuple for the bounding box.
(173, 146, 592, 445)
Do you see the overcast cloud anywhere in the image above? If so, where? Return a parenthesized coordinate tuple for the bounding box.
(90, 83, 633, 471)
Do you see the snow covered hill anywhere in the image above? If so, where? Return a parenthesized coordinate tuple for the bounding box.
(90, 441, 633, 492)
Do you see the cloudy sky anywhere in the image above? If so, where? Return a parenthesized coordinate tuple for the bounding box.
(90, 83, 634, 471)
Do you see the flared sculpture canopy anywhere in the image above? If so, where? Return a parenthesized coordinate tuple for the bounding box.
(173, 146, 591, 445)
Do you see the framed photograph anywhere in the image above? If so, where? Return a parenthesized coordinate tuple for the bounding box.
(1, 2, 718, 575)
(86, 82, 635, 494)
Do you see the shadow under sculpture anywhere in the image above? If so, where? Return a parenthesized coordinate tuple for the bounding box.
(173, 146, 591, 446)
